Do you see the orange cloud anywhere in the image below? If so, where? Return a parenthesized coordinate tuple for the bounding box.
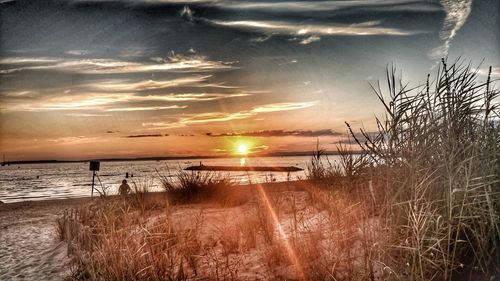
(141, 101, 317, 129)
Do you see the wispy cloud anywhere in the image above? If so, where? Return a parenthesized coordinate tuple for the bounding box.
(299, 35, 321, 45)
(1, 91, 38, 97)
(207, 129, 341, 137)
(79, 75, 241, 98)
(205, 19, 421, 39)
(89, 76, 215, 92)
(1, 85, 252, 112)
(183, 111, 253, 124)
(171, 1, 430, 44)
(17, 93, 133, 111)
(210, 0, 440, 13)
(65, 113, 113, 117)
(0, 57, 60, 64)
(106, 105, 187, 112)
(46, 136, 102, 145)
(65, 50, 89, 56)
(142, 111, 253, 128)
(251, 101, 317, 113)
(140, 93, 251, 102)
(429, 0, 473, 59)
(0, 92, 188, 112)
(142, 101, 317, 129)
(0, 52, 236, 74)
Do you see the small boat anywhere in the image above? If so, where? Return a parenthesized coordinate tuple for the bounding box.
(185, 165, 303, 172)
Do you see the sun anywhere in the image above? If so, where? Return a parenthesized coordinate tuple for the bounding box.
(237, 144, 249, 155)
(232, 139, 255, 156)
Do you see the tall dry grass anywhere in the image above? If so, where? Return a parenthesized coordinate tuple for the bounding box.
(57, 199, 189, 280)
(344, 59, 500, 280)
(301, 59, 499, 280)
(56, 171, 252, 280)
(158, 170, 248, 206)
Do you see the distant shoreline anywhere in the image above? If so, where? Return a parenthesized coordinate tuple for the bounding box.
(1, 151, 362, 165)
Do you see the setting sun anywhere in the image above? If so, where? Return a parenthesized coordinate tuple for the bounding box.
(237, 144, 249, 155)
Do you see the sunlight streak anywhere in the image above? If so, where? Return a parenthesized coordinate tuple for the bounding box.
(255, 184, 306, 280)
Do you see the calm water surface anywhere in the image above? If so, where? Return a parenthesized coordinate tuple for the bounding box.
(0, 156, 338, 203)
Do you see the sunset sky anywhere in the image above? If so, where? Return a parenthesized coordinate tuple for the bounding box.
(0, 0, 498, 161)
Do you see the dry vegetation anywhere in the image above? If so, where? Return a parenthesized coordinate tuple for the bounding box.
(57, 60, 499, 280)
(344, 59, 500, 281)
(158, 171, 248, 206)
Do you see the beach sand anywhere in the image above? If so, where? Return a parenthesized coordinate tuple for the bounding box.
(0, 198, 95, 280)
(0, 182, 307, 280)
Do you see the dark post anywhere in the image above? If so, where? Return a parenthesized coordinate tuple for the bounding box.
(91, 170, 96, 197)
(89, 161, 100, 197)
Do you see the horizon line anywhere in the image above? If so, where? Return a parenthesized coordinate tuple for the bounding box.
(1, 150, 363, 165)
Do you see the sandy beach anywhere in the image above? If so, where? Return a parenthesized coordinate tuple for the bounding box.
(0, 197, 96, 280)
(0, 182, 308, 280)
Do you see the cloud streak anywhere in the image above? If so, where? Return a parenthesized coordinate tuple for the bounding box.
(209, 0, 441, 13)
(207, 129, 341, 137)
(1, 73, 253, 112)
(65, 113, 113, 117)
(172, 1, 431, 44)
(89, 75, 216, 92)
(251, 101, 317, 113)
(46, 136, 102, 145)
(0, 92, 189, 112)
(205, 19, 421, 40)
(0, 53, 236, 74)
(429, 0, 473, 59)
(106, 105, 187, 112)
(1, 91, 252, 112)
(142, 101, 317, 129)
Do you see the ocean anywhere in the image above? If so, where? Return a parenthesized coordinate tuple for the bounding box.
(0, 155, 336, 203)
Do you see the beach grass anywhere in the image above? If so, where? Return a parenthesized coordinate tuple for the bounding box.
(159, 170, 249, 206)
(343, 59, 500, 280)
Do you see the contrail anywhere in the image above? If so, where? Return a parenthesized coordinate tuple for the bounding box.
(429, 0, 473, 59)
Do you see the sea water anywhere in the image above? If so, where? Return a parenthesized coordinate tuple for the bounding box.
(0, 156, 338, 203)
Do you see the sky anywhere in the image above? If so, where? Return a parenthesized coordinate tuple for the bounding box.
(0, 0, 499, 161)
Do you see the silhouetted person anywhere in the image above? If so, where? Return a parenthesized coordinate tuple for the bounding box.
(126, 172, 129, 178)
(119, 179, 131, 195)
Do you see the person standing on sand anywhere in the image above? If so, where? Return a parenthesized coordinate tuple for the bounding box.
(118, 179, 131, 195)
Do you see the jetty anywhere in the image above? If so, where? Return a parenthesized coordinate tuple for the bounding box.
(185, 165, 303, 172)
